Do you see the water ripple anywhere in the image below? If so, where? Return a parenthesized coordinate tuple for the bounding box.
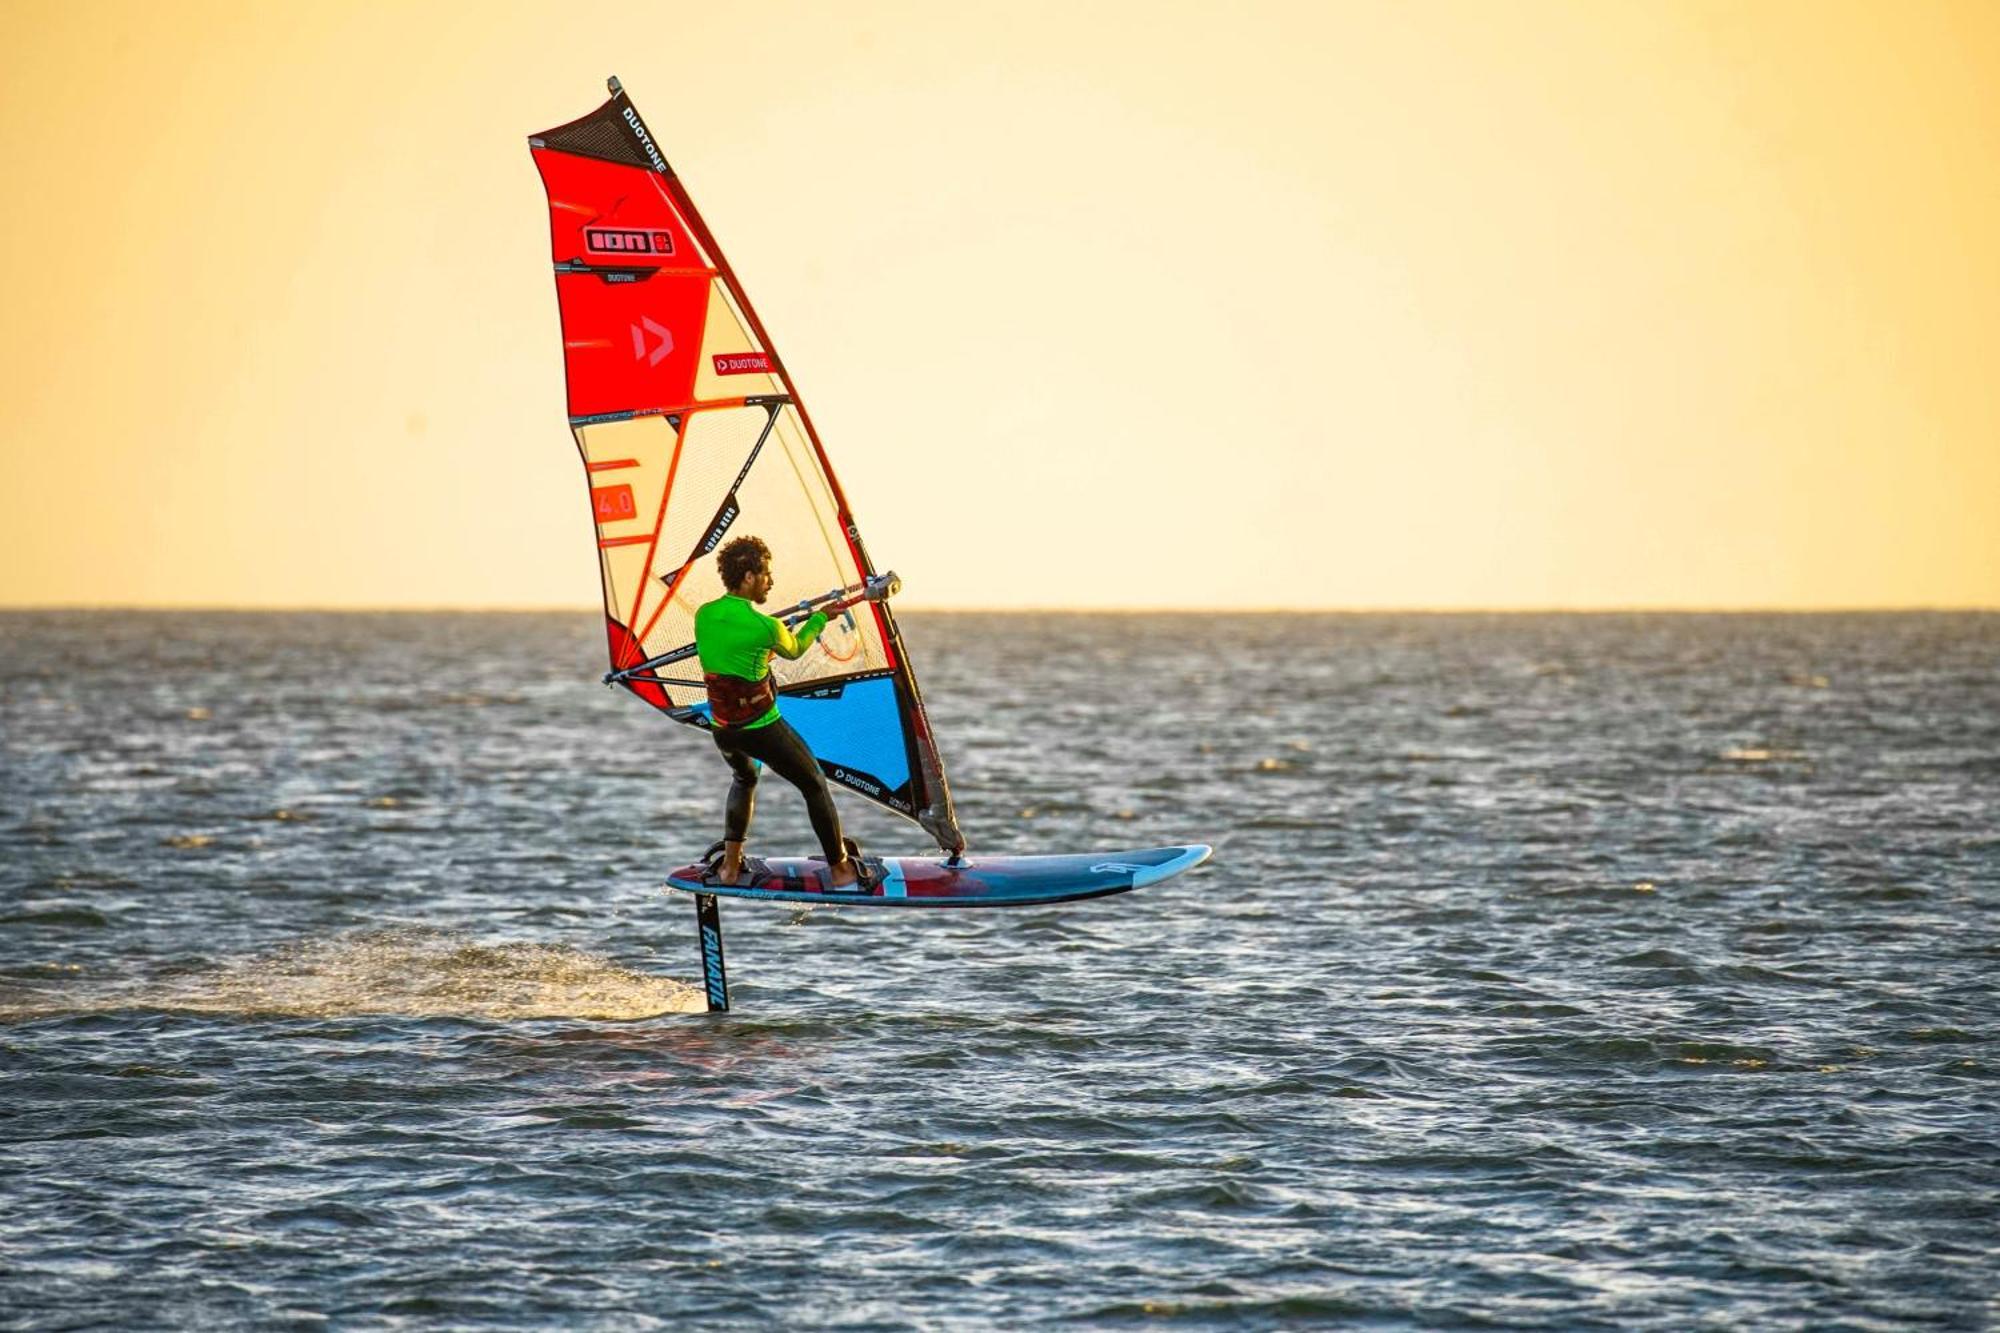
(2, 610, 1996, 1329)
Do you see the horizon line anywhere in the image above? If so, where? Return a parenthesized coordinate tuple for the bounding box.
(2, 601, 1995, 616)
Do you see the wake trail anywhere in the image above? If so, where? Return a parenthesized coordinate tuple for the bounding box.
(0, 927, 705, 1021)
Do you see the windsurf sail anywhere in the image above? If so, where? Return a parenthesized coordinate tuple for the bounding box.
(528, 78, 963, 854)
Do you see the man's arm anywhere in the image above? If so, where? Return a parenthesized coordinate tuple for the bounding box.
(768, 610, 828, 661)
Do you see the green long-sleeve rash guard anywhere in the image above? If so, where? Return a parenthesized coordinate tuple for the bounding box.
(693, 595, 828, 730)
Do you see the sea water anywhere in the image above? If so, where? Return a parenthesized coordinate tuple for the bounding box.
(2, 611, 1995, 1328)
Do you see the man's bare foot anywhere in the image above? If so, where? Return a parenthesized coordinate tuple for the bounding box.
(827, 856, 860, 889)
(717, 841, 746, 886)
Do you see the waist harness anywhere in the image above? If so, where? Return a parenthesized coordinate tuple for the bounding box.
(703, 672, 777, 728)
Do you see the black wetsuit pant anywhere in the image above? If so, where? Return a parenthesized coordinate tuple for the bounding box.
(712, 717, 844, 863)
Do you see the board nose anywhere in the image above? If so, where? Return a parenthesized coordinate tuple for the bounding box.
(1129, 845, 1212, 888)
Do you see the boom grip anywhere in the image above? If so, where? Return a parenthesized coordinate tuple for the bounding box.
(784, 571, 899, 627)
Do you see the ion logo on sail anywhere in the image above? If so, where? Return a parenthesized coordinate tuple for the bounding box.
(584, 226, 674, 257)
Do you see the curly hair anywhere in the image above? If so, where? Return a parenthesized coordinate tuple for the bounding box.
(717, 535, 772, 591)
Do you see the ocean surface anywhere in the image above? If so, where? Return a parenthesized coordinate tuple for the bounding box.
(2, 610, 1996, 1330)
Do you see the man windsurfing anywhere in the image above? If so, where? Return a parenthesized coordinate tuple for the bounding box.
(695, 536, 864, 889)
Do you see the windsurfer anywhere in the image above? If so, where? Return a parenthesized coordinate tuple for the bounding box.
(695, 536, 861, 888)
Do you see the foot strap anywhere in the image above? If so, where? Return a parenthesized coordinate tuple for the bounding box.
(700, 842, 762, 887)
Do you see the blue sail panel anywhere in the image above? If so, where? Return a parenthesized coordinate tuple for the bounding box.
(779, 677, 914, 813)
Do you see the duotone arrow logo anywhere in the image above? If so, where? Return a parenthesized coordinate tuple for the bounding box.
(630, 317, 674, 367)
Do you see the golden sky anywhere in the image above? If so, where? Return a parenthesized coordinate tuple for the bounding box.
(3, 0, 1995, 609)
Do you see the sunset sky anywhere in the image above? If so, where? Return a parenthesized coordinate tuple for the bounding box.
(4, 0, 1996, 610)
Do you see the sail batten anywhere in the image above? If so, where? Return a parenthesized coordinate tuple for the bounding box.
(530, 79, 964, 854)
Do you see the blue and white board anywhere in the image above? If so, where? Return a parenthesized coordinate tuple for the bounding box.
(665, 844, 1211, 908)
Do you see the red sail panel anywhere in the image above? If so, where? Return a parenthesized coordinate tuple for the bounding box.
(551, 268, 713, 418)
(531, 150, 703, 269)
(531, 148, 717, 419)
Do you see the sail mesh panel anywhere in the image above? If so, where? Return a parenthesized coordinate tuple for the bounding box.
(537, 108, 652, 171)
